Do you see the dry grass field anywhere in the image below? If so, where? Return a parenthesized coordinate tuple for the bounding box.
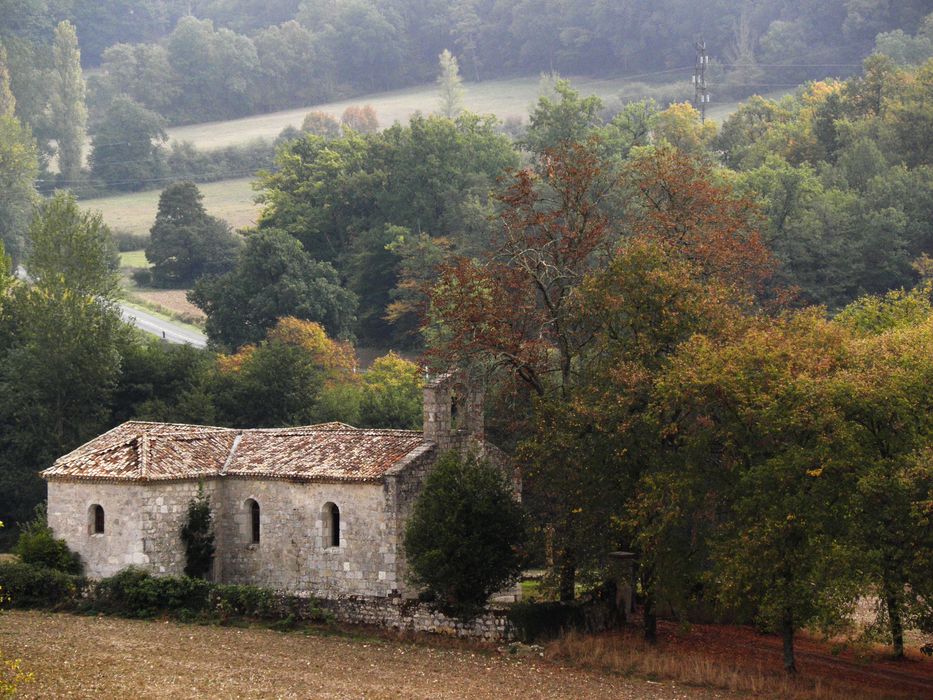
(0, 611, 729, 700)
(82, 178, 259, 235)
(164, 75, 693, 151)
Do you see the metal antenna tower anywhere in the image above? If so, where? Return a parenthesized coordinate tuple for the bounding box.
(694, 39, 710, 122)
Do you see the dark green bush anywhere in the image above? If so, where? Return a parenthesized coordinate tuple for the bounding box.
(506, 601, 585, 642)
(94, 568, 212, 618)
(13, 529, 83, 574)
(0, 561, 85, 608)
(131, 268, 152, 286)
(112, 230, 149, 252)
(13, 503, 82, 574)
(180, 487, 215, 579)
(209, 584, 276, 619)
(403, 451, 527, 619)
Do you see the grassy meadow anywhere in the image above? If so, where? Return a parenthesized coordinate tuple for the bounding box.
(82, 177, 259, 235)
(80, 78, 783, 242)
(164, 74, 694, 151)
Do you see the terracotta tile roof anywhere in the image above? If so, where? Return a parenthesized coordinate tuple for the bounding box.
(41, 421, 428, 483)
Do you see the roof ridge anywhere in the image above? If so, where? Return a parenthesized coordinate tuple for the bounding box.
(139, 433, 150, 481)
(220, 432, 243, 476)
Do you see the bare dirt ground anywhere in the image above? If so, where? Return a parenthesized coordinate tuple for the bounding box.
(0, 611, 734, 700)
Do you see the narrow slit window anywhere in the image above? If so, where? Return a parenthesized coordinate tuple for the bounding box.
(249, 499, 260, 544)
(91, 504, 105, 534)
(330, 505, 340, 548)
(323, 502, 340, 548)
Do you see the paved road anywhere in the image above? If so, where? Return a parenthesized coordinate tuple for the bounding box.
(120, 304, 207, 348)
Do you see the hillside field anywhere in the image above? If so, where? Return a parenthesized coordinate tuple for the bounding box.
(79, 78, 784, 239)
(82, 178, 259, 235)
(165, 74, 693, 151)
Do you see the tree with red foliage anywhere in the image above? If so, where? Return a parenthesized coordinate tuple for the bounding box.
(426, 141, 777, 602)
(426, 141, 619, 399)
(622, 146, 775, 295)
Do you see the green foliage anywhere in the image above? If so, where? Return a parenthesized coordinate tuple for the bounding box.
(523, 79, 602, 155)
(90, 96, 166, 191)
(111, 230, 148, 252)
(212, 316, 357, 427)
(255, 112, 517, 344)
(146, 181, 241, 288)
(49, 21, 86, 185)
(835, 284, 933, 334)
(0, 561, 84, 609)
(874, 14, 933, 66)
(26, 191, 119, 297)
(111, 335, 217, 425)
(0, 191, 127, 526)
(166, 16, 260, 123)
(119, 571, 329, 622)
(94, 567, 213, 618)
(180, 486, 215, 579)
(0, 44, 15, 117)
(436, 49, 464, 119)
(189, 228, 358, 349)
(357, 352, 423, 429)
(0, 113, 38, 263)
(13, 504, 82, 574)
(404, 451, 526, 618)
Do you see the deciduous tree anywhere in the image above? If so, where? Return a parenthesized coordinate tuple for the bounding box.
(189, 229, 358, 349)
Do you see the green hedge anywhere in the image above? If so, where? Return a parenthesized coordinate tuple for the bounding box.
(0, 562, 86, 609)
(0, 563, 329, 625)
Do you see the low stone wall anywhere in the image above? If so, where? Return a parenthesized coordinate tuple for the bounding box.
(317, 595, 515, 641)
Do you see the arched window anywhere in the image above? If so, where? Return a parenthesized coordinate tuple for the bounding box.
(322, 502, 340, 548)
(246, 499, 260, 544)
(89, 504, 105, 535)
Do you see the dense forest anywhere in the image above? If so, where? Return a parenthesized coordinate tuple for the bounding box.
(0, 0, 931, 671)
(2, 1, 930, 127)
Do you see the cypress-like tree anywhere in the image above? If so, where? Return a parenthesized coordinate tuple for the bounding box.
(50, 21, 87, 185)
(0, 43, 16, 118)
(180, 487, 215, 579)
(437, 49, 465, 119)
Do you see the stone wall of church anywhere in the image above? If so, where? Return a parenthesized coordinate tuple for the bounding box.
(46, 479, 215, 578)
(215, 478, 402, 598)
(48, 477, 409, 596)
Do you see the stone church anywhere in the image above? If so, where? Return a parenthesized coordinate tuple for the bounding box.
(42, 373, 513, 600)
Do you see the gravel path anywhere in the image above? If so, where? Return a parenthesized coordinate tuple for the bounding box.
(0, 611, 733, 700)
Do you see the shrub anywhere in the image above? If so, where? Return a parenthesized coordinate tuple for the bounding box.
(507, 601, 585, 642)
(403, 451, 527, 619)
(13, 503, 82, 574)
(112, 230, 149, 252)
(131, 268, 152, 286)
(0, 562, 85, 608)
(93, 568, 213, 618)
(180, 486, 215, 579)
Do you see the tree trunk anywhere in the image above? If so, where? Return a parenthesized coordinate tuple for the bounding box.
(781, 608, 797, 673)
(885, 587, 905, 659)
(643, 589, 657, 643)
(558, 549, 576, 602)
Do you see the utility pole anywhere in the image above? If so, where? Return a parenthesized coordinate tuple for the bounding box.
(694, 39, 710, 123)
